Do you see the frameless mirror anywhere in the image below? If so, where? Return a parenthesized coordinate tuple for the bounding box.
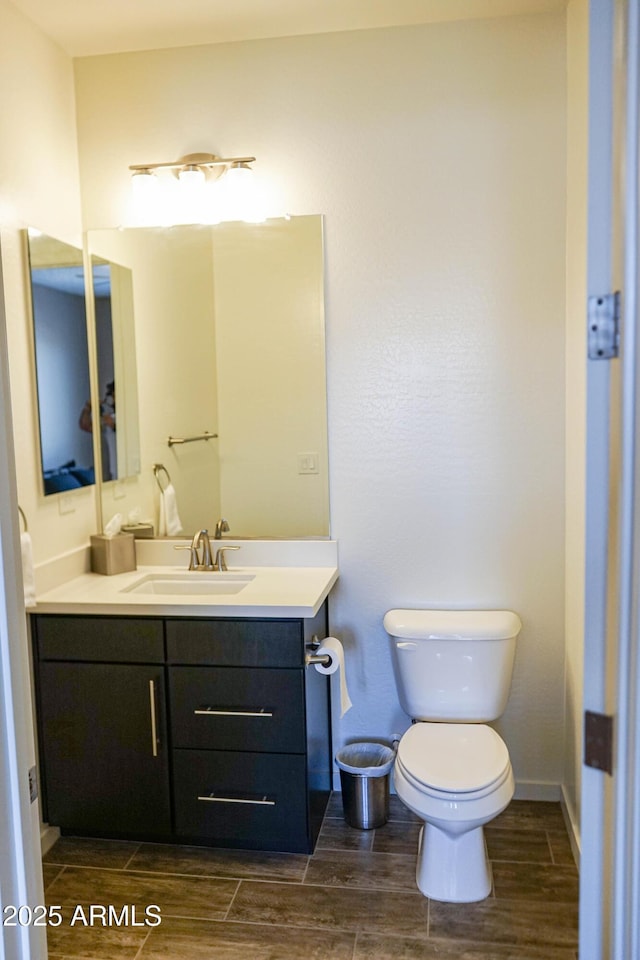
(87, 216, 329, 539)
(26, 230, 95, 496)
(90, 256, 141, 481)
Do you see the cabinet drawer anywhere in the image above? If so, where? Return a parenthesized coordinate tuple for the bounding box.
(35, 616, 164, 663)
(169, 667, 305, 753)
(166, 619, 303, 667)
(173, 749, 308, 851)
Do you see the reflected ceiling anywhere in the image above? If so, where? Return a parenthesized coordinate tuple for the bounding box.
(11, 0, 567, 57)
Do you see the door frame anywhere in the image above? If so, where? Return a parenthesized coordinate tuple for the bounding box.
(0, 241, 47, 959)
(581, 0, 640, 956)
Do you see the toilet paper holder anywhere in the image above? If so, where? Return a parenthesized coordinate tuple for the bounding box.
(305, 636, 333, 668)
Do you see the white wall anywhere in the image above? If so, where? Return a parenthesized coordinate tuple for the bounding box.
(74, 11, 568, 793)
(0, 0, 93, 566)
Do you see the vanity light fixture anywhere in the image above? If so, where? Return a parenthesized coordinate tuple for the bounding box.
(129, 152, 256, 179)
(129, 152, 263, 226)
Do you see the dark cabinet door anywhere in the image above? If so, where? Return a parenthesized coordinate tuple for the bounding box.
(173, 749, 308, 851)
(38, 662, 171, 838)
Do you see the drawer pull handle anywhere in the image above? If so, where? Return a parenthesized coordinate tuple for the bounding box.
(194, 707, 273, 718)
(197, 792, 276, 806)
(149, 680, 159, 757)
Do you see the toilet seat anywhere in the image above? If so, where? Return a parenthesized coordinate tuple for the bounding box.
(397, 723, 511, 800)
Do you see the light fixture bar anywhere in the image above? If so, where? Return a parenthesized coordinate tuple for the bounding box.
(129, 152, 255, 173)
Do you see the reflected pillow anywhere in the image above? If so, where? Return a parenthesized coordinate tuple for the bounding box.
(69, 466, 95, 486)
(44, 473, 83, 494)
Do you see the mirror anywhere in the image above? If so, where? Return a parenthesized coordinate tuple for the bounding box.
(26, 230, 95, 496)
(90, 257, 141, 481)
(87, 216, 329, 539)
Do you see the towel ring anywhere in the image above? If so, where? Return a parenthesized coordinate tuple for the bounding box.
(153, 463, 172, 493)
(18, 505, 28, 532)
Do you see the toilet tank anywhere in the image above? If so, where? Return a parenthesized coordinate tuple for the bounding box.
(384, 609, 521, 722)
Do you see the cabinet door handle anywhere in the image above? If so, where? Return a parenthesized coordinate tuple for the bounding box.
(149, 680, 159, 757)
(193, 707, 273, 718)
(197, 792, 275, 806)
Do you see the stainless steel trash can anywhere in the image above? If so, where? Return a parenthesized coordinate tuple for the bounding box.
(335, 742, 395, 829)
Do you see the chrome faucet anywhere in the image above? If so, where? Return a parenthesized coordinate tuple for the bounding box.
(175, 528, 215, 570)
(175, 528, 238, 570)
(214, 518, 229, 539)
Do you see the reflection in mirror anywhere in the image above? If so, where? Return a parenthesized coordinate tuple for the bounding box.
(26, 230, 95, 496)
(87, 216, 329, 539)
(90, 257, 141, 482)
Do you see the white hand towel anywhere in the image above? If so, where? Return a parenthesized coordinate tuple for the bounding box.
(21, 532, 36, 608)
(158, 483, 183, 536)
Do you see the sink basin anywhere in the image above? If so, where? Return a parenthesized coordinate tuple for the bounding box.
(121, 572, 255, 596)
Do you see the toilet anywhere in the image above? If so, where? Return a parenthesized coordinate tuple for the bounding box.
(383, 608, 521, 903)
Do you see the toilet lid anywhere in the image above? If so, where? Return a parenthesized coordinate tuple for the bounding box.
(397, 723, 510, 794)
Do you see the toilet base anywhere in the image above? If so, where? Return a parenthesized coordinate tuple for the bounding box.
(416, 822, 492, 903)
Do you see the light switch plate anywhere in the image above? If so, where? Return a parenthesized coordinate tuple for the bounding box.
(58, 494, 76, 515)
(297, 452, 319, 475)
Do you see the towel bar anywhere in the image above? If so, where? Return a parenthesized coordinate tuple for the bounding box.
(167, 431, 218, 448)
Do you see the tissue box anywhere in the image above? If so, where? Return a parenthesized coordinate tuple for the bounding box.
(121, 522, 155, 539)
(90, 533, 136, 576)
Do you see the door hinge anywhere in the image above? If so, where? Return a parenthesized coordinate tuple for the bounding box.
(28, 765, 38, 803)
(588, 292, 620, 359)
(584, 710, 614, 775)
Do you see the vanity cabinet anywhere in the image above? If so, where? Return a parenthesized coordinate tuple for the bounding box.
(31, 606, 331, 853)
(34, 617, 171, 838)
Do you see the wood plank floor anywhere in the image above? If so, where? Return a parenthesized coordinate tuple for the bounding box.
(42, 796, 579, 959)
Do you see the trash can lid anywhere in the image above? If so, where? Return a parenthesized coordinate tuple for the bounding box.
(335, 742, 396, 777)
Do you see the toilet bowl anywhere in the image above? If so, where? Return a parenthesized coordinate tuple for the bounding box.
(383, 608, 521, 903)
(394, 721, 514, 902)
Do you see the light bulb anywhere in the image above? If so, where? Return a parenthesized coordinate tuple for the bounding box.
(130, 169, 161, 226)
(220, 163, 266, 223)
(178, 164, 206, 187)
(177, 164, 207, 224)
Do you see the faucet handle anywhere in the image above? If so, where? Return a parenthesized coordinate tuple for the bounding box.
(214, 545, 240, 571)
(174, 543, 200, 570)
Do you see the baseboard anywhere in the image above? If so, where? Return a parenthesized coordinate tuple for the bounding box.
(560, 782, 581, 869)
(513, 780, 562, 802)
(40, 823, 60, 856)
(331, 772, 563, 802)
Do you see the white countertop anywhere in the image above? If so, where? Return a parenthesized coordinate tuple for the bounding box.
(33, 539, 338, 619)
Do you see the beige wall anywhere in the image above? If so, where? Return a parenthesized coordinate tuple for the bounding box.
(74, 11, 568, 793)
(89, 226, 220, 534)
(563, 0, 589, 852)
(213, 217, 328, 538)
(0, 0, 93, 565)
